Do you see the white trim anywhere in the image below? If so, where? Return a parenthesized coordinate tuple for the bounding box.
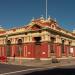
(48, 44, 50, 57)
(7, 57, 35, 60)
(40, 58, 51, 60)
(24, 46, 27, 57)
(7, 57, 75, 60)
(0, 47, 1, 56)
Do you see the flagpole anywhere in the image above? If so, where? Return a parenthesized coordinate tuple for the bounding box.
(46, 0, 48, 20)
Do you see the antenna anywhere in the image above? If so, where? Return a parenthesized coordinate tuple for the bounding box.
(46, 0, 48, 20)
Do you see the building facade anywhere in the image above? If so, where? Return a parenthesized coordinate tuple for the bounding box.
(0, 17, 75, 60)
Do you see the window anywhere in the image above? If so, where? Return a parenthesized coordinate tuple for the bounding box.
(50, 37, 55, 53)
(61, 40, 65, 53)
(34, 37, 41, 45)
(6, 40, 11, 57)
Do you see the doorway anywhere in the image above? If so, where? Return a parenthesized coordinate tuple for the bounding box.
(50, 37, 56, 58)
(17, 39, 23, 57)
(34, 37, 41, 59)
(6, 40, 11, 57)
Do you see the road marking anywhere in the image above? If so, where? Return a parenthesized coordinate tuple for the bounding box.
(0, 66, 57, 75)
(0, 68, 43, 75)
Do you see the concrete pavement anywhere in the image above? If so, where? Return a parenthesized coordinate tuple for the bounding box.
(1, 58, 75, 68)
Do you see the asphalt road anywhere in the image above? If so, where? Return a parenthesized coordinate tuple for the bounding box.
(25, 65, 75, 75)
(1, 63, 75, 75)
(25, 68, 75, 75)
(0, 63, 38, 75)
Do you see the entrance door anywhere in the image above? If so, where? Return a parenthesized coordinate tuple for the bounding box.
(6, 40, 11, 57)
(35, 44, 41, 59)
(34, 37, 41, 59)
(50, 37, 55, 57)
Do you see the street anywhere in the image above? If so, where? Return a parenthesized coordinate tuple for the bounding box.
(0, 63, 39, 75)
(0, 63, 75, 75)
(25, 66, 75, 75)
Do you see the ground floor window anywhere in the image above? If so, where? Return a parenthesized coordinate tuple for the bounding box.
(17, 39, 23, 57)
(50, 37, 55, 53)
(17, 46, 23, 56)
(6, 40, 11, 57)
(61, 40, 65, 53)
(7, 46, 11, 57)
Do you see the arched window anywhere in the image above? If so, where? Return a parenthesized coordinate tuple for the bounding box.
(18, 39, 22, 45)
(7, 40, 11, 45)
(34, 37, 41, 45)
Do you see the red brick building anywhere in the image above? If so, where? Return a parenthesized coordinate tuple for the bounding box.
(0, 17, 75, 60)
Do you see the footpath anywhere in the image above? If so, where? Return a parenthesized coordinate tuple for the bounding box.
(1, 58, 75, 68)
(22, 59, 75, 68)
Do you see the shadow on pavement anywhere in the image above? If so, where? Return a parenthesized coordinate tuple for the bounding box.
(24, 68, 75, 75)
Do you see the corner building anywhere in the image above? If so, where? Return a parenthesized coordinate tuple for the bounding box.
(0, 17, 75, 60)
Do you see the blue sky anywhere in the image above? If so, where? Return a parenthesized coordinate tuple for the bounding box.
(0, 0, 75, 31)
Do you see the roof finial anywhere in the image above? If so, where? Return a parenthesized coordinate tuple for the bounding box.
(54, 18, 56, 22)
(48, 16, 51, 20)
(0, 25, 2, 29)
(40, 15, 44, 19)
(31, 17, 35, 21)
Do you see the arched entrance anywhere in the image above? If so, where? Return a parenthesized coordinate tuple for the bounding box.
(34, 37, 41, 59)
(17, 39, 23, 57)
(6, 40, 11, 57)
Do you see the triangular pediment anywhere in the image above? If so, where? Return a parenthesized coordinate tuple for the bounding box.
(28, 24, 43, 30)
